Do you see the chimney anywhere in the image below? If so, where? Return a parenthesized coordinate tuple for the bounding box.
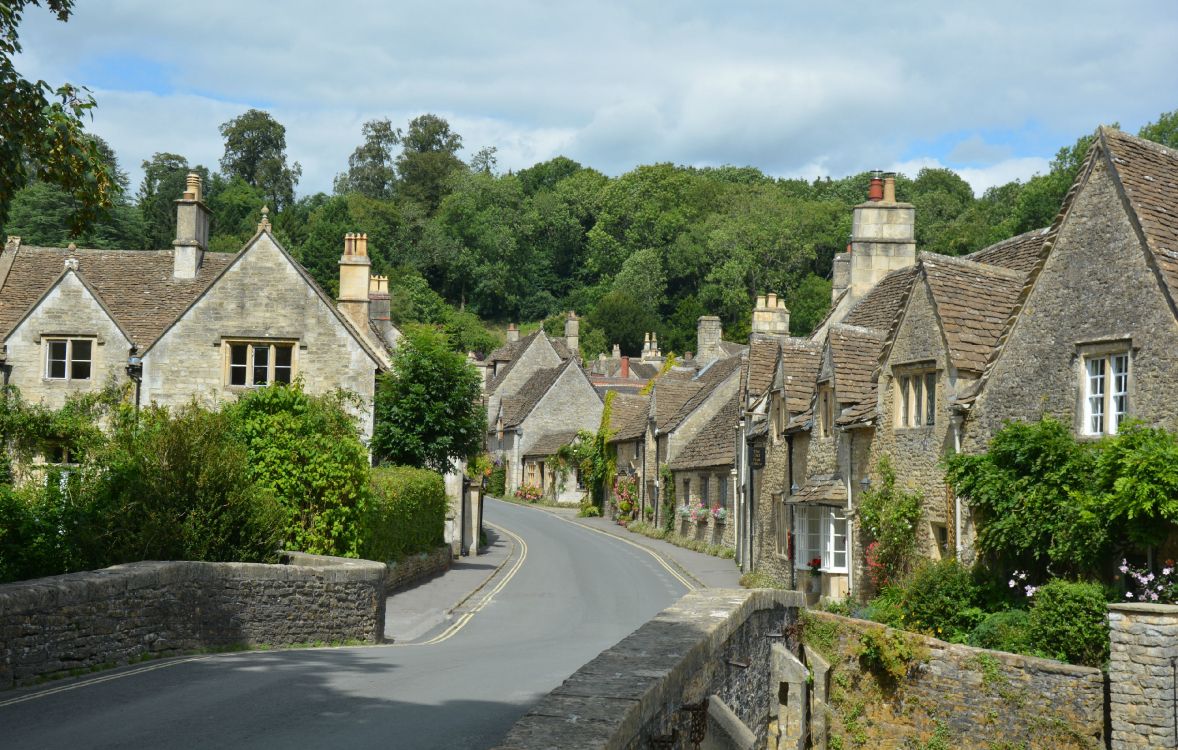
(849, 171, 915, 299)
(831, 246, 852, 302)
(612, 343, 621, 359)
(868, 171, 884, 202)
(368, 274, 398, 346)
(506, 323, 519, 343)
(696, 316, 722, 365)
(173, 172, 211, 279)
(651, 332, 661, 359)
(751, 292, 790, 337)
(620, 356, 630, 378)
(337, 232, 372, 334)
(564, 311, 580, 358)
(642, 333, 651, 357)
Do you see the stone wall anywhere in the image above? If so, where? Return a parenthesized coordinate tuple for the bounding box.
(382, 545, 452, 592)
(0, 555, 386, 690)
(493, 589, 805, 750)
(802, 611, 1105, 749)
(1108, 603, 1178, 749)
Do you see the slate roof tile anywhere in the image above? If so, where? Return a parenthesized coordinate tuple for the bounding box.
(523, 429, 582, 458)
(501, 360, 573, 427)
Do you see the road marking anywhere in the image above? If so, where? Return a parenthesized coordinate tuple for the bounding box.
(0, 655, 215, 708)
(398, 520, 528, 647)
(559, 517, 698, 591)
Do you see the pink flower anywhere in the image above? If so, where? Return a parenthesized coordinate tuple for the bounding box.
(1126, 592, 1134, 599)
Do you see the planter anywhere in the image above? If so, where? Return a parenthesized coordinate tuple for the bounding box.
(807, 573, 822, 594)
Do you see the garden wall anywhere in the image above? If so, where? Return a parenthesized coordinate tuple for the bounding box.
(493, 588, 805, 749)
(0, 554, 386, 689)
(802, 611, 1105, 749)
(382, 545, 452, 592)
(1108, 602, 1178, 749)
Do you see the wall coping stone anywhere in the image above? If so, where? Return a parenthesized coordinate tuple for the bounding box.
(1108, 602, 1178, 615)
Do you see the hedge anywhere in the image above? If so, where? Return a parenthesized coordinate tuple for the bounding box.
(362, 466, 448, 563)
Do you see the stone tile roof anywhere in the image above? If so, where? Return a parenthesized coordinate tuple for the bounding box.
(920, 253, 1026, 374)
(964, 227, 1052, 273)
(1101, 127, 1178, 311)
(788, 475, 847, 505)
(842, 266, 918, 332)
(651, 378, 702, 431)
(668, 395, 738, 470)
(607, 393, 650, 443)
(719, 340, 748, 357)
(836, 394, 879, 428)
(485, 331, 573, 394)
(629, 361, 661, 380)
(523, 429, 582, 458)
(743, 338, 780, 400)
(501, 360, 571, 428)
(829, 324, 886, 407)
(810, 286, 848, 336)
(663, 355, 744, 433)
(780, 339, 823, 414)
(488, 334, 531, 362)
(0, 245, 233, 347)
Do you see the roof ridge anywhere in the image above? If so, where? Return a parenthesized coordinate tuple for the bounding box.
(829, 322, 886, 339)
(919, 251, 1024, 281)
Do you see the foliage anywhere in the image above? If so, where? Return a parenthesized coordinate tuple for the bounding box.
(863, 585, 905, 628)
(362, 466, 447, 563)
(857, 626, 923, 682)
(898, 560, 984, 643)
(858, 457, 923, 587)
(396, 114, 465, 212)
(218, 109, 301, 211)
(612, 474, 638, 520)
(968, 610, 1033, 654)
(587, 290, 659, 356)
(0, 0, 117, 232)
(563, 391, 617, 509)
(486, 459, 506, 498)
(334, 118, 400, 199)
(372, 325, 485, 473)
(739, 570, 787, 589)
(1026, 580, 1109, 667)
(226, 382, 370, 557)
(1121, 557, 1178, 603)
(577, 498, 601, 517)
(1094, 421, 1178, 548)
(627, 520, 736, 559)
(659, 463, 676, 532)
(1138, 109, 1178, 149)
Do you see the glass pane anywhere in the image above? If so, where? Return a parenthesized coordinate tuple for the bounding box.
(899, 377, 909, 426)
(252, 345, 270, 385)
(719, 477, 728, 508)
(230, 344, 248, 366)
(1111, 354, 1129, 433)
(1086, 358, 1105, 434)
(71, 358, 91, 380)
(71, 339, 91, 362)
(913, 376, 923, 426)
(47, 341, 67, 378)
(925, 372, 936, 425)
(701, 478, 709, 505)
(831, 514, 847, 569)
(273, 345, 293, 384)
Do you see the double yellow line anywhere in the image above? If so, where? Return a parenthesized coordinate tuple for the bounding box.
(405, 521, 529, 647)
(0, 655, 214, 709)
(563, 517, 698, 591)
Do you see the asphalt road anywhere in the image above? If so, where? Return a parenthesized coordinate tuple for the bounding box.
(0, 499, 690, 749)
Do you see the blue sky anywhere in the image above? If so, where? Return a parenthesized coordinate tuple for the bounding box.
(15, 1, 1178, 197)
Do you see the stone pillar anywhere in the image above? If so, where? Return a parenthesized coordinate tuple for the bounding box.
(1109, 603, 1178, 749)
(564, 311, 579, 357)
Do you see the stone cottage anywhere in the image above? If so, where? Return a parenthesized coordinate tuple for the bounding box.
(0, 174, 393, 441)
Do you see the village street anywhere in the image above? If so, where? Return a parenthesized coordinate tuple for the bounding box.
(0, 500, 707, 749)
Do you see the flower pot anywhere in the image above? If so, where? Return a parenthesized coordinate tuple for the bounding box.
(807, 574, 822, 594)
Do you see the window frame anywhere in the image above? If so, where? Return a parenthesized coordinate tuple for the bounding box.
(772, 492, 788, 558)
(1080, 345, 1131, 437)
(816, 381, 835, 438)
(43, 337, 93, 382)
(893, 364, 937, 429)
(223, 339, 298, 388)
(792, 504, 848, 573)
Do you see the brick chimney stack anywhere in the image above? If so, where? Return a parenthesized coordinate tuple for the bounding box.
(173, 172, 211, 279)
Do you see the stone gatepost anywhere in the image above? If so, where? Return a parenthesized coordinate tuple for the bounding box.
(771, 643, 809, 750)
(1109, 603, 1178, 749)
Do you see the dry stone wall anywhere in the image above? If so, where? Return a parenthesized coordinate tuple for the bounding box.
(0, 555, 386, 689)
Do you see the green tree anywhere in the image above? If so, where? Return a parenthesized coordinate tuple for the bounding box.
(0, 0, 117, 232)
(1138, 110, 1178, 149)
(785, 272, 831, 336)
(372, 325, 485, 473)
(396, 114, 465, 211)
(589, 290, 659, 355)
(334, 118, 400, 199)
(137, 153, 206, 250)
(5, 179, 143, 249)
(218, 109, 302, 211)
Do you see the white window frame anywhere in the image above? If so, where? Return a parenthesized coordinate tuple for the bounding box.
(773, 493, 788, 558)
(224, 340, 297, 388)
(894, 366, 937, 428)
(1081, 349, 1129, 436)
(793, 505, 848, 573)
(43, 337, 93, 382)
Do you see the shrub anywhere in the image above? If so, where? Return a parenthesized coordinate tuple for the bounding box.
(578, 498, 601, 517)
(362, 466, 447, 563)
(1027, 580, 1109, 667)
(513, 484, 543, 502)
(858, 626, 922, 682)
(487, 461, 506, 497)
(968, 609, 1033, 653)
(226, 383, 370, 557)
(863, 584, 906, 628)
(858, 456, 923, 586)
(900, 559, 984, 642)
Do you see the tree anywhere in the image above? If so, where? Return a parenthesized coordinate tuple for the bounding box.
(372, 325, 485, 473)
(785, 273, 832, 336)
(1139, 110, 1178, 149)
(218, 109, 302, 211)
(137, 153, 202, 250)
(0, 0, 117, 232)
(588, 290, 658, 356)
(396, 114, 465, 211)
(334, 118, 400, 199)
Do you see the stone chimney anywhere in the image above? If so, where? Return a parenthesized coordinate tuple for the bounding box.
(831, 245, 852, 302)
(368, 274, 399, 346)
(506, 323, 519, 343)
(337, 233, 371, 334)
(564, 311, 579, 357)
(752, 292, 790, 337)
(612, 343, 621, 359)
(697, 316, 722, 364)
(849, 171, 915, 298)
(173, 172, 211, 279)
(649, 332, 661, 360)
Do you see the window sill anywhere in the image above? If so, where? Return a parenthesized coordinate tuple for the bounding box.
(894, 425, 936, 432)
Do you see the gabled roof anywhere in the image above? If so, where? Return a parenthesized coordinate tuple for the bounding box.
(828, 324, 886, 406)
(0, 245, 232, 347)
(523, 429, 582, 459)
(607, 393, 650, 443)
(842, 266, 919, 332)
(668, 395, 738, 470)
(663, 355, 743, 433)
(788, 475, 847, 505)
(964, 227, 1053, 273)
(500, 360, 571, 428)
(780, 339, 823, 414)
(651, 378, 702, 431)
(629, 361, 661, 379)
(485, 331, 572, 394)
(919, 253, 1026, 374)
(743, 338, 780, 401)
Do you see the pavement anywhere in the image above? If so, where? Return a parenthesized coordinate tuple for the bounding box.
(382, 498, 744, 645)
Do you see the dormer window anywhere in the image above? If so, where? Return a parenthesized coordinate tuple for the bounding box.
(44, 338, 92, 381)
(895, 368, 936, 428)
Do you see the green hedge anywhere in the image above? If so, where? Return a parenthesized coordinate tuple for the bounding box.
(1027, 580, 1109, 667)
(362, 466, 448, 563)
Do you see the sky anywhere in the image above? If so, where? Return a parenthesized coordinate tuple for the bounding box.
(15, 1, 1178, 198)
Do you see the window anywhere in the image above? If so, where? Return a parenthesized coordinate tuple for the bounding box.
(700, 476, 710, 506)
(817, 382, 834, 438)
(1083, 352, 1129, 435)
(895, 369, 936, 428)
(226, 341, 295, 387)
(44, 338, 92, 381)
(682, 478, 691, 505)
(773, 493, 788, 557)
(793, 505, 848, 573)
(931, 522, 950, 560)
(718, 474, 728, 509)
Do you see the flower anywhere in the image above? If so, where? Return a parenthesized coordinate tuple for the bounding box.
(1126, 592, 1134, 599)
(1008, 579, 1017, 588)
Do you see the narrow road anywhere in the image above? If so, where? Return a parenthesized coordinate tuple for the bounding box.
(0, 499, 689, 749)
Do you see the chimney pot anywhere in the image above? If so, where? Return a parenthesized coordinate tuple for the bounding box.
(767, 292, 778, 308)
(612, 343, 621, 358)
(883, 174, 897, 203)
(868, 174, 884, 202)
(756, 294, 767, 309)
(620, 356, 630, 378)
